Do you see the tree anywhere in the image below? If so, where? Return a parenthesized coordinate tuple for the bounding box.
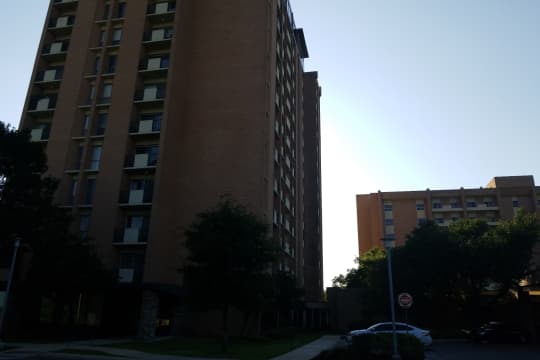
(0, 122, 112, 336)
(332, 215, 540, 328)
(182, 197, 277, 351)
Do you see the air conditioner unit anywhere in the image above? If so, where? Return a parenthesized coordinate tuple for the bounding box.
(118, 268, 134, 283)
(133, 153, 149, 167)
(138, 120, 153, 133)
(43, 69, 56, 82)
(143, 86, 158, 101)
(123, 227, 140, 243)
(128, 189, 144, 204)
(30, 128, 44, 142)
(155, 2, 169, 14)
(36, 98, 50, 111)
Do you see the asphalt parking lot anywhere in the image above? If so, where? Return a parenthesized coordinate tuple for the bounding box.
(426, 340, 540, 360)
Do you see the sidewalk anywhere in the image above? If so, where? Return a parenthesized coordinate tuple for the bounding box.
(270, 335, 340, 360)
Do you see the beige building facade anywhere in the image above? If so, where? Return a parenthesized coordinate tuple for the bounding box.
(19, 0, 323, 335)
(357, 176, 540, 254)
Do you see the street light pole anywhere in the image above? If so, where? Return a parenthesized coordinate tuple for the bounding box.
(383, 238, 400, 360)
(0, 237, 20, 347)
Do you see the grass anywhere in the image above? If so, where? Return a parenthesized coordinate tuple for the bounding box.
(0, 346, 17, 352)
(108, 333, 325, 360)
(55, 348, 124, 357)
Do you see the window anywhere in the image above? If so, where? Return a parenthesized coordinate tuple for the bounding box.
(466, 200, 477, 208)
(88, 84, 95, 103)
(70, 178, 78, 204)
(98, 30, 106, 46)
(76, 144, 84, 169)
(79, 214, 90, 238)
(102, 84, 112, 102)
(106, 55, 117, 73)
(140, 113, 162, 131)
(116, 2, 126, 18)
(161, 55, 170, 68)
(95, 113, 107, 135)
(94, 56, 101, 74)
(417, 218, 426, 225)
(432, 202, 442, 209)
(85, 178, 96, 204)
(415, 202, 424, 211)
(512, 199, 520, 208)
(136, 145, 159, 165)
(103, 3, 110, 19)
(111, 29, 122, 45)
(383, 203, 392, 211)
(89, 145, 102, 170)
(384, 219, 393, 225)
(82, 114, 90, 136)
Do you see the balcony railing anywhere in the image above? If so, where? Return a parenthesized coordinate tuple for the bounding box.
(119, 188, 154, 205)
(30, 126, 51, 142)
(134, 86, 166, 103)
(28, 96, 57, 112)
(114, 227, 149, 244)
(42, 41, 69, 57)
(49, 15, 75, 29)
(124, 152, 158, 168)
(129, 119, 161, 134)
(35, 68, 64, 82)
(143, 28, 173, 43)
(147, 2, 176, 15)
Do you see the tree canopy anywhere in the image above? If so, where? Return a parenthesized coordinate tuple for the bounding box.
(0, 122, 112, 335)
(333, 214, 540, 327)
(182, 197, 278, 349)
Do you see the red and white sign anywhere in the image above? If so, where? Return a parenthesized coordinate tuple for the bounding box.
(398, 293, 413, 309)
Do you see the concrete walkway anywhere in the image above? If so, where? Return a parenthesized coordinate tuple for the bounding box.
(270, 335, 340, 360)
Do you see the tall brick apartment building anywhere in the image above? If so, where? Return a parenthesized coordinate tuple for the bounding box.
(18, 0, 323, 335)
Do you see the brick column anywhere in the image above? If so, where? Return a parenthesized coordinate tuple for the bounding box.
(138, 290, 159, 338)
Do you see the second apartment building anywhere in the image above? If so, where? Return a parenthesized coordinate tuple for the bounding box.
(357, 176, 540, 253)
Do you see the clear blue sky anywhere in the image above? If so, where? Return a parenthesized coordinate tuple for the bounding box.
(2, 1, 540, 288)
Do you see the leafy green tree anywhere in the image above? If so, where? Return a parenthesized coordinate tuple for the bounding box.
(0, 121, 112, 335)
(182, 197, 277, 351)
(333, 215, 539, 327)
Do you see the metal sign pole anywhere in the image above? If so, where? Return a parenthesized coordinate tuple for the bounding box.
(0, 238, 20, 346)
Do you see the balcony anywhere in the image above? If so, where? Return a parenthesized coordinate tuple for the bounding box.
(129, 119, 161, 137)
(114, 227, 149, 245)
(432, 203, 463, 212)
(124, 152, 158, 170)
(147, 1, 176, 23)
(467, 202, 499, 211)
(134, 86, 166, 105)
(142, 28, 173, 50)
(118, 268, 141, 283)
(28, 96, 57, 115)
(119, 188, 153, 207)
(30, 125, 51, 142)
(139, 57, 169, 79)
(35, 68, 63, 88)
(48, 15, 75, 35)
(42, 41, 69, 60)
(53, 0, 78, 10)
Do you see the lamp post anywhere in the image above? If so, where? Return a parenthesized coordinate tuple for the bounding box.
(382, 237, 400, 360)
(0, 237, 20, 348)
